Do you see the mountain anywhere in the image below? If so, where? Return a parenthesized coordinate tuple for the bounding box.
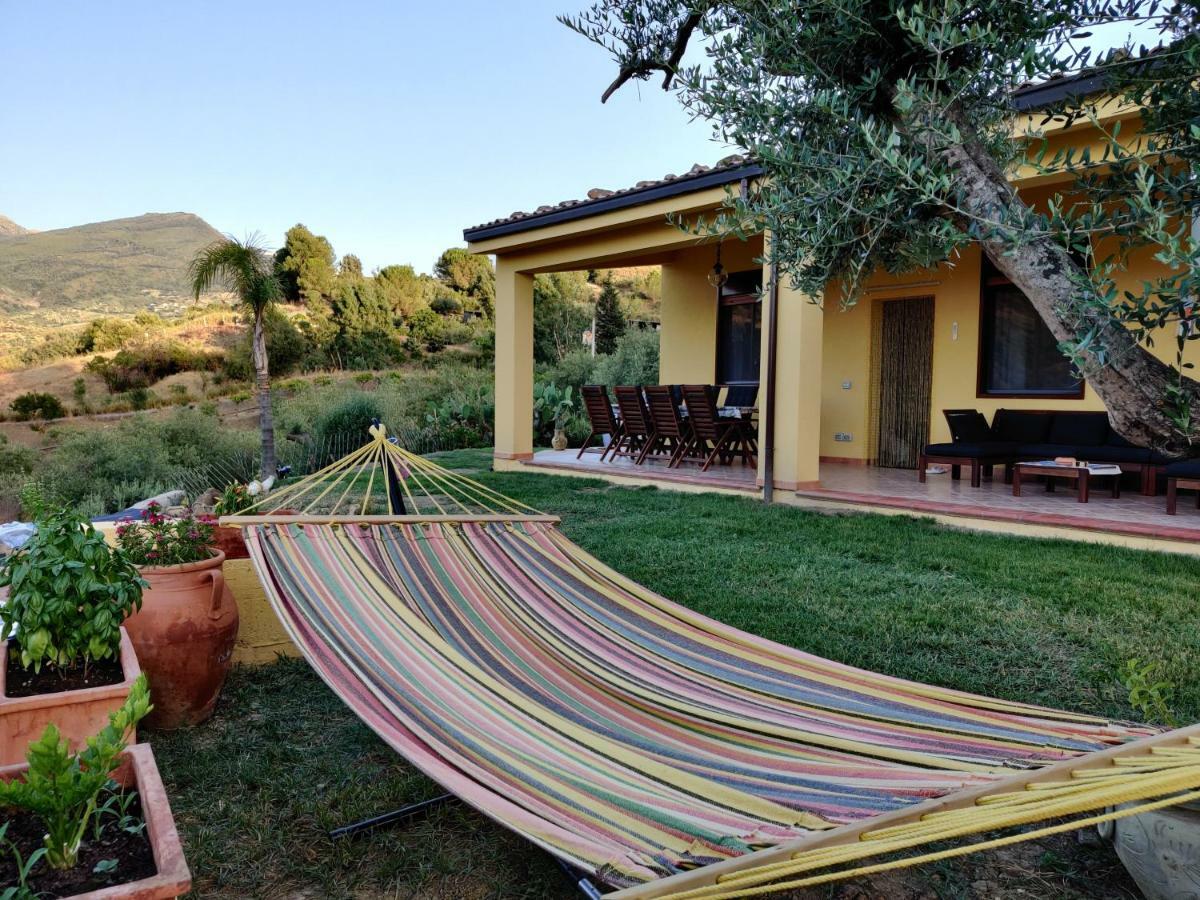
(0, 212, 224, 328)
(0, 215, 30, 237)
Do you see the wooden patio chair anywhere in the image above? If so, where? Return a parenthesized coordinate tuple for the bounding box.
(681, 384, 756, 472)
(612, 386, 655, 463)
(643, 385, 692, 467)
(577, 385, 623, 461)
(722, 384, 758, 409)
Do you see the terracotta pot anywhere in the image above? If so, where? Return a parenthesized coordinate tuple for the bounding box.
(0, 742, 192, 899)
(551, 428, 569, 451)
(124, 551, 239, 729)
(211, 525, 248, 560)
(0, 628, 141, 766)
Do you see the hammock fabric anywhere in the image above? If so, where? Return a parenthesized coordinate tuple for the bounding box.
(227, 432, 1200, 898)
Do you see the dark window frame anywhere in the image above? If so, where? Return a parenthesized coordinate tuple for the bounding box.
(976, 267, 1085, 400)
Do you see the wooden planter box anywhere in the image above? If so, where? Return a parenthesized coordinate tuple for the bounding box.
(0, 742, 192, 899)
(0, 628, 141, 766)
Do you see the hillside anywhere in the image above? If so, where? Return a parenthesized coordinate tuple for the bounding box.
(0, 212, 223, 336)
(0, 215, 30, 237)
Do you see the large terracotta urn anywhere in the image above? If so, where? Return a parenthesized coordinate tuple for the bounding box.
(123, 550, 239, 729)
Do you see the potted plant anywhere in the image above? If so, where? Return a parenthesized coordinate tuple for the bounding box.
(116, 504, 239, 729)
(0, 676, 192, 898)
(535, 383, 576, 451)
(0, 507, 145, 766)
(210, 482, 253, 560)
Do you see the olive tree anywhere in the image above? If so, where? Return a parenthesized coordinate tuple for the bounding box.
(563, 1, 1199, 454)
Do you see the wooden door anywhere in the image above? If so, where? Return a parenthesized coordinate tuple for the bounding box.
(876, 297, 935, 469)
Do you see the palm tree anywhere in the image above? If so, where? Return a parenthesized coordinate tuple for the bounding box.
(189, 235, 282, 479)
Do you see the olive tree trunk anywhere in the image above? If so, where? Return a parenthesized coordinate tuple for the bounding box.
(252, 309, 276, 479)
(932, 113, 1198, 456)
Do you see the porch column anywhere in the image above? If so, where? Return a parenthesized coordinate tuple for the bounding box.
(760, 265, 824, 491)
(493, 259, 534, 463)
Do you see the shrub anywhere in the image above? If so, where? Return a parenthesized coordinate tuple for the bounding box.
(593, 329, 660, 388)
(72, 377, 89, 414)
(430, 293, 463, 315)
(35, 408, 259, 514)
(0, 507, 145, 672)
(540, 348, 598, 397)
(0, 435, 36, 476)
(314, 394, 383, 448)
(424, 391, 494, 450)
(19, 328, 89, 366)
(80, 317, 140, 353)
(86, 341, 221, 393)
(10, 392, 65, 422)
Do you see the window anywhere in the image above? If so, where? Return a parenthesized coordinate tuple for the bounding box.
(716, 269, 762, 385)
(978, 266, 1082, 398)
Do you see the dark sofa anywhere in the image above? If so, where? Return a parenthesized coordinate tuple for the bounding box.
(919, 409, 1168, 493)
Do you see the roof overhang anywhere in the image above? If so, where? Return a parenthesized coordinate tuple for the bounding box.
(463, 162, 763, 247)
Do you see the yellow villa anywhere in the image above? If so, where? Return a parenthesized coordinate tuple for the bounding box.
(464, 72, 1200, 550)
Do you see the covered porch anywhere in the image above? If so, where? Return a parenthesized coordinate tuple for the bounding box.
(525, 449, 1200, 551)
(466, 159, 824, 494)
(464, 158, 1199, 553)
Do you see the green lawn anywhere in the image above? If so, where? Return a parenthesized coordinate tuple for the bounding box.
(151, 450, 1199, 898)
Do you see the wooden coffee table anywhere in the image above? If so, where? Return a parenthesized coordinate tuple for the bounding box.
(1012, 462, 1121, 503)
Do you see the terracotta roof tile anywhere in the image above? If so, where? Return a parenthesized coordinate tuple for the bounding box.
(465, 154, 753, 234)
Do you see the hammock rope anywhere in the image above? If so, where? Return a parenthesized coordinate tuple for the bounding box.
(223, 430, 1199, 898)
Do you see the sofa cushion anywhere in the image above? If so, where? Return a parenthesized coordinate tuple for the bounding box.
(924, 442, 1015, 459)
(1105, 429, 1140, 449)
(1166, 460, 1200, 478)
(944, 410, 992, 443)
(1048, 412, 1109, 447)
(1151, 450, 1183, 464)
(1016, 443, 1078, 460)
(1087, 444, 1152, 464)
(992, 409, 1053, 444)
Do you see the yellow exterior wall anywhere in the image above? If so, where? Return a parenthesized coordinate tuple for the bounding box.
(659, 238, 763, 385)
(815, 231, 1197, 459)
(493, 259, 535, 461)
(478, 110, 1192, 483)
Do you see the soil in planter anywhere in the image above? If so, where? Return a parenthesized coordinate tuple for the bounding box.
(0, 795, 156, 897)
(4, 654, 125, 698)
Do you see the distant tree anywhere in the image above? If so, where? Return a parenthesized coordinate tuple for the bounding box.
(533, 273, 592, 363)
(331, 273, 400, 368)
(593, 276, 626, 355)
(434, 248, 496, 319)
(339, 254, 364, 280)
(275, 224, 337, 352)
(190, 235, 283, 479)
(376, 264, 434, 319)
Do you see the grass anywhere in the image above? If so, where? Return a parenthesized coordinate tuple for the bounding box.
(151, 449, 1200, 898)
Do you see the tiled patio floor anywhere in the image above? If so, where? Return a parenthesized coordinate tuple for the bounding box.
(525, 449, 1200, 546)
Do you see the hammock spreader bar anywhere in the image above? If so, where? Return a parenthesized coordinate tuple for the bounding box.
(224, 432, 1198, 898)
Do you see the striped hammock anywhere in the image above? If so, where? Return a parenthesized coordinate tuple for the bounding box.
(225, 430, 1200, 898)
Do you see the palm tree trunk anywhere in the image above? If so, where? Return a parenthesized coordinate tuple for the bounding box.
(253, 310, 277, 478)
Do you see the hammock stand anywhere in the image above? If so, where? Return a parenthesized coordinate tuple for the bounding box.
(223, 426, 1200, 899)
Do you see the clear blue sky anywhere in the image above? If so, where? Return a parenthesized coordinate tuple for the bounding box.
(0, 1, 721, 273)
